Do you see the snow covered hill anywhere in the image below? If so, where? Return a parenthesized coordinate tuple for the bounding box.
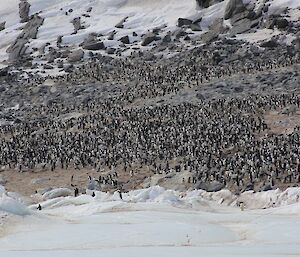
(0, 0, 299, 74)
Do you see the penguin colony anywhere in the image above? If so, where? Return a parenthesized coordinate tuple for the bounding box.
(1, 39, 300, 193)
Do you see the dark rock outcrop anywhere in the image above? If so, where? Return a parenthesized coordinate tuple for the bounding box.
(119, 35, 130, 44)
(178, 18, 193, 27)
(224, 0, 245, 20)
(19, 0, 31, 23)
(141, 33, 159, 46)
(0, 21, 5, 31)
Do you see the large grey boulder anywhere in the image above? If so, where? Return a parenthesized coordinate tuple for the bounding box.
(196, 180, 225, 192)
(82, 34, 105, 50)
(0, 21, 5, 31)
(224, 0, 246, 20)
(141, 32, 159, 46)
(19, 0, 31, 23)
(67, 49, 84, 62)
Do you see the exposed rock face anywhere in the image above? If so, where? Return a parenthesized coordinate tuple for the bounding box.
(67, 49, 84, 62)
(0, 21, 5, 31)
(19, 0, 31, 23)
(7, 14, 44, 63)
(141, 33, 159, 46)
(224, 0, 246, 20)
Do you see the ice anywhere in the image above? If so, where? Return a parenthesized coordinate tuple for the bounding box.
(0, 194, 30, 216)
(0, 185, 300, 256)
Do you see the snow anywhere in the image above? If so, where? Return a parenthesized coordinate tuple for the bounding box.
(0, 185, 300, 256)
(0, 186, 300, 256)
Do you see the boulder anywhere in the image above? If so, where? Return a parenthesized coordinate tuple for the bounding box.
(190, 23, 202, 31)
(19, 0, 31, 23)
(162, 34, 172, 43)
(67, 49, 84, 62)
(230, 18, 259, 35)
(72, 17, 82, 33)
(196, 180, 225, 192)
(200, 18, 227, 43)
(115, 17, 128, 29)
(106, 48, 116, 54)
(83, 41, 105, 50)
(196, 0, 224, 8)
(224, 0, 245, 20)
(0, 66, 8, 77)
(178, 18, 193, 27)
(275, 18, 289, 29)
(0, 21, 5, 31)
(6, 38, 28, 62)
(141, 33, 159, 46)
(119, 35, 130, 44)
(260, 39, 279, 48)
(22, 15, 44, 39)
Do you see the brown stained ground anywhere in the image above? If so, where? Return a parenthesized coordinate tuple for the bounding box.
(264, 106, 300, 135)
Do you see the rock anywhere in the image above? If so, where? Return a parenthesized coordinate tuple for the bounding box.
(162, 34, 172, 43)
(224, 0, 245, 20)
(275, 18, 289, 29)
(141, 33, 159, 46)
(106, 48, 116, 54)
(260, 39, 279, 48)
(87, 7, 93, 13)
(22, 15, 44, 39)
(57, 60, 63, 68)
(133, 31, 138, 37)
(262, 184, 273, 192)
(6, 38, 28, 62)
(83, 41, 105, 50)
(178, 18, 193, 27)
(230, 18, 259, 35)
(19, 0, 31, 23)
(0, 175, 7, 185)
(196, 0, 224, 8)
(190, 23, 202, 31)
(107, 31, 116, 40)
(119, 35, 130, 44)
(64, 64, 74, 72)
(72, 17, 82, 33)
(43, 64, 54, 69)
(0, 21, 5, 31)
(200, 18, 227, 43)
(0, 66, 8, 77)
(67, 49, 84, 62)
(115, 17, 128, 29)
(196, 180, 225, 192)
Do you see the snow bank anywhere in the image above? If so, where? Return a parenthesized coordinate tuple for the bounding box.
(42, 188, 73, 200)
(0, 193, 30, 216)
